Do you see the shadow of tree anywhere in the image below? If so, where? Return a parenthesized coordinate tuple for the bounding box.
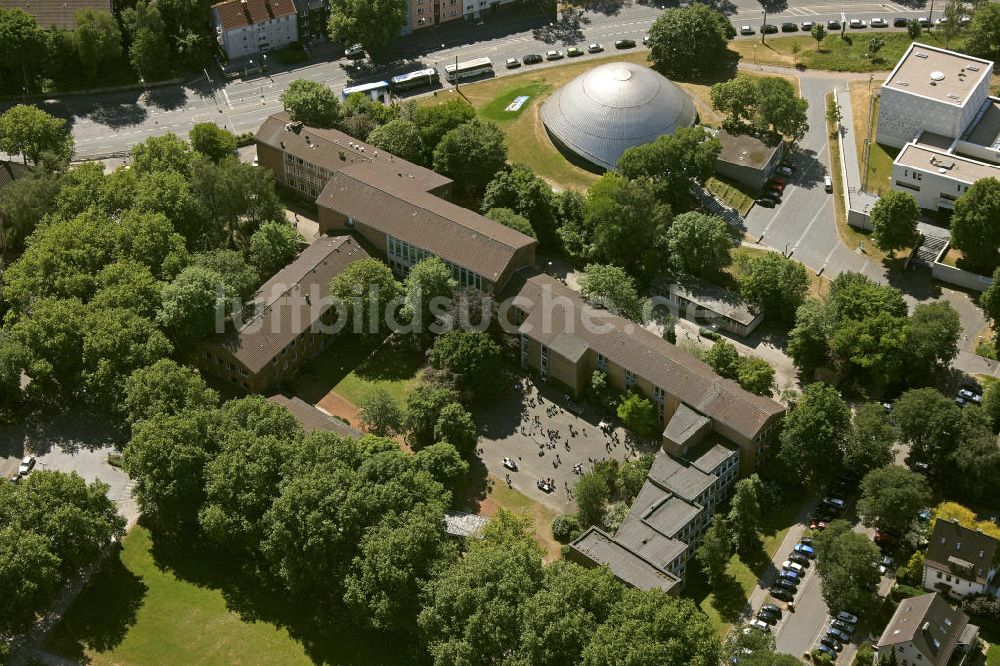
(711, 573, 752, 622)
(45, 543, 148, 662)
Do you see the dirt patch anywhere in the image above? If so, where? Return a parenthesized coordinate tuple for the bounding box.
(479, 476, 562, 561)
(315, 391, 361, 429)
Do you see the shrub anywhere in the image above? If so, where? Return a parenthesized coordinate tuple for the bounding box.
(551, 514, 582, 543)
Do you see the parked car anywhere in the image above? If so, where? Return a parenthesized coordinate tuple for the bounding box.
(827, 627, 851, 643)
(821, 636, 843, 651)
(918, 17, 931, 27)
(782, 560, 805, 574)
(822, 497, 846, 510)
(849, 18, 867, 28)
(345, 43, 365, 59)
(827, 20, 841, 30)
(810, 519, 828, 531)
(761, 603, 783, 618)
(771, 176, 786, 186)
(836, 611, 859, 624)
(588, 43, 604, 53)
(800, 537, 814, 547)
(755, 198, 776, 208)
(502, 457, 518, 471)
(824, 175, 833, 192)
(777, 571, 799, 586)
(761, 23, 778, 34)
(874, 528, 898, 545)
(756, 609, 778, 624)
(893, 17, 909, 27)
(958, 388, 982, 403)
(781, 22, 798, 32)
(830, 619, 854, 634)
(817, 644, 838, 661)
(777, 165, 794, 177)
(566, 47, 584, 57)
(615, 39, 636, 49)
(505, 58, 521, 69)
(770, 586, 794, 601)
(749, 619, 772, 632)
(788, 553, 810, 567)
(740, 25, 754, 35)
(794, 543, 815, 557)
(880, 555, 895, 575)
(523, 54, 543, 64)
(546, 50, 564, 60)
(18, 455, 35, 476)
(870, 17, 888, 27)
(642, 34, 649, 45)
(8, 473, 19, 484)
(768, 179, 785, 191)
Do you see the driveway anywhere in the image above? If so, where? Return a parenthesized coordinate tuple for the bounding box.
(0, 412, 137, 527)
(475, 378, 656, 513)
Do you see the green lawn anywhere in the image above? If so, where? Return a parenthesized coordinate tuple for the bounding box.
(707, 176, 755, 216)
(988, 643, 1000, 665)
(302, 334, 425, 406)
(479, 81, 552, 123)
(46, 526, 422, 665)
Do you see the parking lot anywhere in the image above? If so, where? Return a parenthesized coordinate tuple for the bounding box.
(475, 379, 656, 513)
(0, 411, 137, 527)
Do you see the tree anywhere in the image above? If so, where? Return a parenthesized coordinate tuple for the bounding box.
(414, 441, 469, 491)
(710, 75, 759, 127)
(430, 331, 504, 398)
(0, 9, 48, 90)
(892, 388, 963, 472)
(646, 4, 735, 79)
(432, 119, 508, 200)
(965, 1, 1000, 62)
(248, 222, 301, 281)
(870, 190, 919, 255)
(402, 257, 456, 333)
(729, 474, 764, 555)
(485, 207, 535, 237)
(704, 339, 741, 380)
(328, 257, 402, 336)
(951, 177, 1000, 271)
(189, 122, 237, 162)
(867, 35, 885, 61)
(788, 299, 830, 375)
(939, 0, 965, 48)
(754, 76, 809, 140)
(981, 267, 1000, 328)
(404, 383, 461, 447)
(811, 22, 827, 47)
(0, 172, 61, 252)
(616, 126, 721, 209)
(358, 388, 403, 437)
(581, 589, 720, 665)
(551, 514, 582, 543)
(81, 306, 173, 405)
(157, 265, 228, 341)
(579, 264, 644, 322)
(6, 297, 88, 398)
(0, 105, 74, 166)
(908, 19, 922, 40)
(575, 472, 611, 528)
(131, 133, 193, 176)
(122, 409, 219, 526)
(663, 212, 733, 276)
(411, 98, 476, 158)
(696, 516, 732, 586)
(845, 403, 896, 476)
(367, 118, 424, 164)
(433, 402, 477, 458)
(906, 301, 961, 378)
(73, 9, 123, 81)
(826, 97, 842, 134)
(584, 173, 672, 278)
(328, 0, 407, 60)
(778, 382, 850, 487)
(738, 357, 775, 397)
(736, 251, 808, 325)
(858, 466, 932, 535)
(122, 359, 218, 424)
(616, 392, 658, 440)
(279, 78, 341, 128)
(192, 249, 258, 302)
(814, 519, 881, 613)
(0, 525, 62, 634)
(129, 27, 171, 81)
(481, 164, 555, 243)
(189, 155, 285, 249)
(982, 381, 1000, 433)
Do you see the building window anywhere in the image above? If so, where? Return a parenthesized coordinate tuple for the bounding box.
(596, 352, 607, 371)
(625, 369, 636, 388)
(896, 181, 920, 191)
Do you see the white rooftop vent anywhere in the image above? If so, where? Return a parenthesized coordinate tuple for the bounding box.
(930, 71, 945, 81)
(915, 52, 929, 58)
(897, 81, 909, 86)
(968, 64, 980, 71)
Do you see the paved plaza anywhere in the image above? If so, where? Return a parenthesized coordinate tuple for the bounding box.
(476, 378, 657, 514)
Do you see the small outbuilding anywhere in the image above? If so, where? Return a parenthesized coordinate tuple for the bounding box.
(714, 129, 784, 192)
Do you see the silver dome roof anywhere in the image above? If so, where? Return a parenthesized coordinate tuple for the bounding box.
(540, 62, 697, 171)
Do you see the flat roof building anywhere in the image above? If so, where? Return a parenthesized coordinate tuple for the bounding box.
(654, 276, 764, 338)
(714, 129, 784, 192)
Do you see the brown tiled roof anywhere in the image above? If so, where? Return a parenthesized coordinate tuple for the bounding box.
(217, 235, 369, 373)
(504, 269, 785, 441)
(256, 112, 451, 194)
(267, 0, 295, 18)
(317, 164, 536, 285)
(212, 0, 249, 29)
(0, 0, 110, 29)
(925, 519, 999, 585)
(212, 0, 294, 29)
(0, 161, 31, 190)
(877, 592, 969, 666)
(266, 394, 361, 438)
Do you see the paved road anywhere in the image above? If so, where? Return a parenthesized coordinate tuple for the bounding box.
(8, 0, 938, 159)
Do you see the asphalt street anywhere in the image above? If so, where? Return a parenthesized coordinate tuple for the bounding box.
(14, 0, 939, 159)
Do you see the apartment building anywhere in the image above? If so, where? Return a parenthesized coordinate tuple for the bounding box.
(877, 43, 1000, 212)
(197, 235, 369, 392)
(212, 0, 298, 60)
(407, 0, 463, 32)
(876, 592, 979, 666)
(463, 0, 518, 21)
(923, 519, 999, 599)
(289, 0, 328, 40)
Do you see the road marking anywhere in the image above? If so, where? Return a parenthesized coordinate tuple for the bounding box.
(221, 89, 233, 109)
(791, 197, 834, 254)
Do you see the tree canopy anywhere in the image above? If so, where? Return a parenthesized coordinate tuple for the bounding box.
(646, 4, 735, 80)
(327, 0, 408, 60)
(736, 251, 809, 325)
(663, 212, 733, 277)
(870, 190, 920, 255)
(951, 177, 1000, 271)
(579, 264, 645, 322)
(858, 465, 932, 535)
(0, 105, 74, 167)
(280, 78, 341, 128)
(432, 119, 509, 200)
(778, 382, 851, 487)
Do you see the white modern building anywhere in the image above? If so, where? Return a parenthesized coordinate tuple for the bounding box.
(877, 43, 1000, 212)
(212, 0, 298, 61)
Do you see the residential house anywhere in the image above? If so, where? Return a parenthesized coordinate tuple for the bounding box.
(923, 519, 999, 599)
(289, 0, 327, 40)
(876, 591, 980, 666)
(212, 0, 298, 61)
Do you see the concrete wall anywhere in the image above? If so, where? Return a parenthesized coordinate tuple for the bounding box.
(218, 13, 299, 60)
(923, 564, 987, 598)
(877, 85, 964, 149)
(892, 160, 974, 210)
(954, 139, 1000, 165)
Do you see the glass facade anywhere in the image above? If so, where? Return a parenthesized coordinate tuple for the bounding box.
(386, 234, 484, 290)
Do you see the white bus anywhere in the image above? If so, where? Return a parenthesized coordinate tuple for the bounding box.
(444, 57, 493, 83)
(340, 80, 390, 103)
(390, 68, 440, 93)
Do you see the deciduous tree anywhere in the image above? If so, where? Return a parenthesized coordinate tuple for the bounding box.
(429, 331, 504, 397)
(432, 119, 508, 200)
(404, 383, 461, 447)
(579, 264, 645, 322)
(778, 382, 850, 487)
(814, 519, 881, 613)
(367, 118, 424, 164)
(664, 211, 733, 276)
(870, 190, 919, 255)
(696, 515, 732, 585)
(0, 105, 74, 166)
(328, 257, 403, 336)
(858, 465, 931, 534)
(951, 177, 1000, 271)
(358, 388, 402, 437)
(736, 251, 808, 325)
(845, 403, 896, 476)
(327, 0, 408, 60)
(248, 222, 301, 281)
(646, 3, 735, 79)
(188, 122, 238, 162)
(279, 78, 341, 128)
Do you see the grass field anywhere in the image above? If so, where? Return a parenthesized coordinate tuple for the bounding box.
(300, 334, 424, 407)
(46, 526, 422, 665)
(707, 176, 756, 216)
(988, 643, 1000, 666)
(729, 31, 964, 72)
(480, 479, 561, 560)
(848, 81, 898, 198)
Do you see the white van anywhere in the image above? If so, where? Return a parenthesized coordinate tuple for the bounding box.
(824, 175, 833, 192)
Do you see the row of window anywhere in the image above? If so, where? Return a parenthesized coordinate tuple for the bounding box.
(386, 235, 484, 290)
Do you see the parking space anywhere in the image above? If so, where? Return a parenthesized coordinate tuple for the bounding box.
(0, 412, 137, 527)
(475, 378, 656, 513)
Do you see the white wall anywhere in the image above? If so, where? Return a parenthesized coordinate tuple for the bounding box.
(877, 86, 966, 149)
(891, 160, 972, 210)
(219, 13, 298, 60)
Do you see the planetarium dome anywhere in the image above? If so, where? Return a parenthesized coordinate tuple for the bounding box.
(540, 61, 697, 172)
